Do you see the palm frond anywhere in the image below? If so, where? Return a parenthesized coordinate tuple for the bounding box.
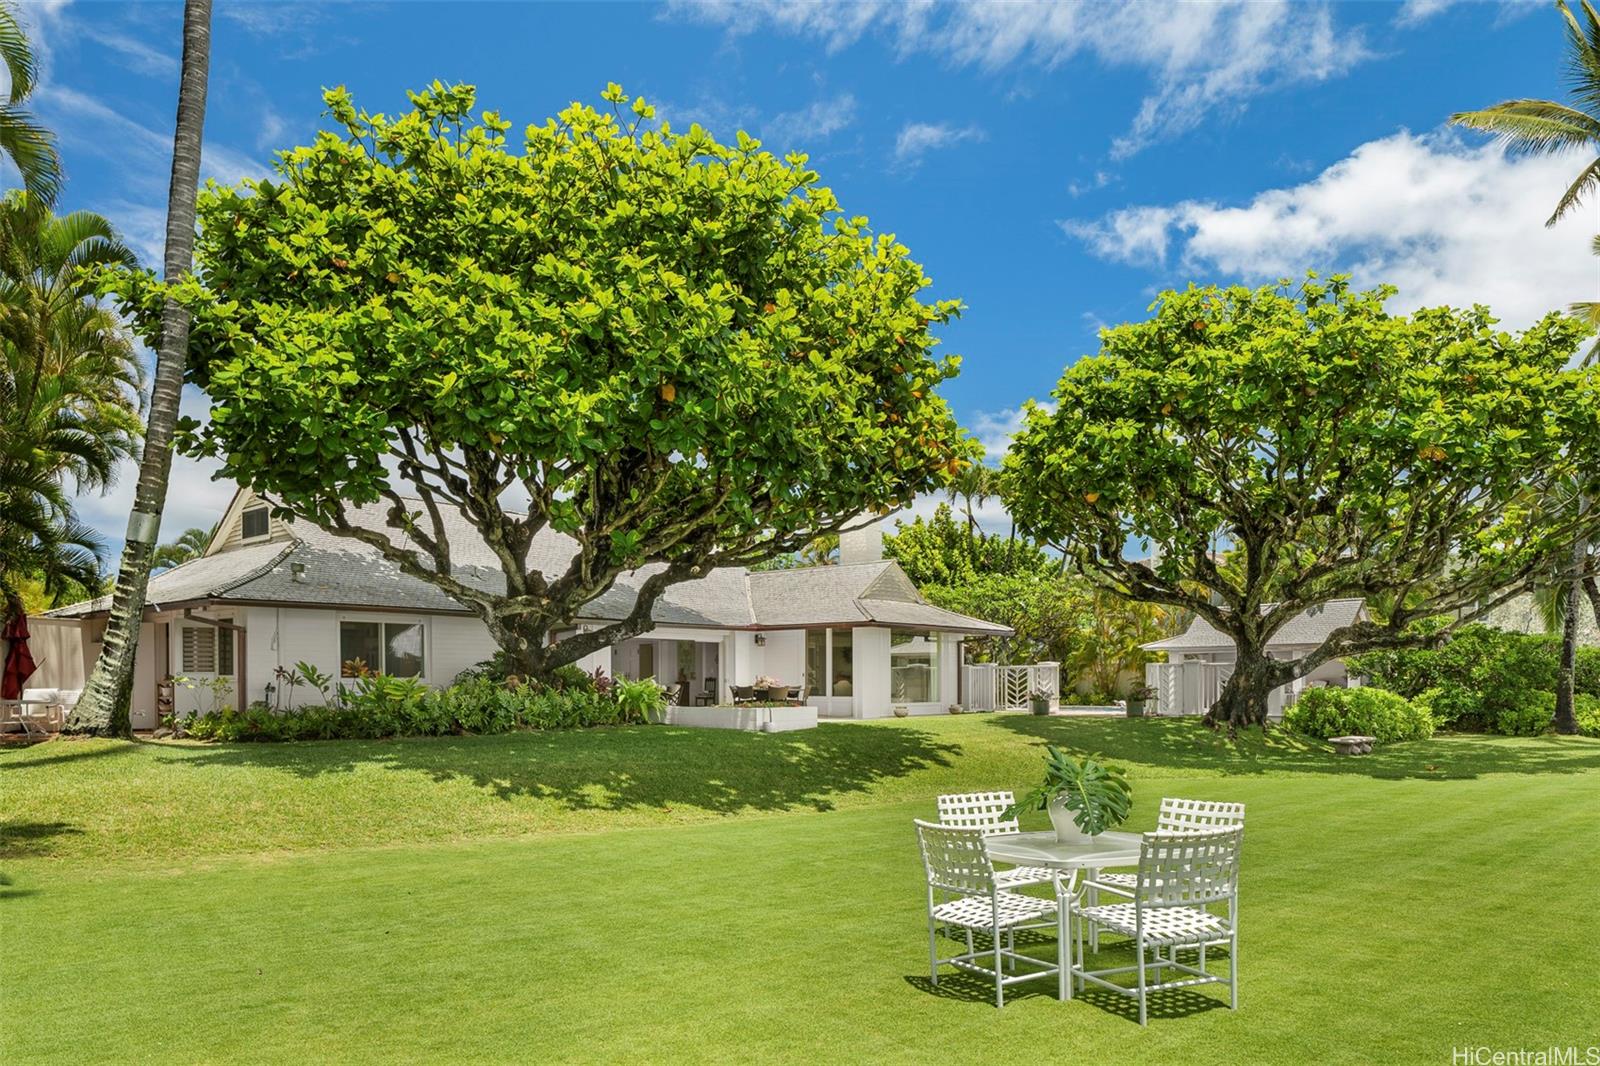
(1547, 155, 1600, 224)
(0, 4, 37, 104)
(0, 103, 62, 204)
(1449, 99, 1600, 155)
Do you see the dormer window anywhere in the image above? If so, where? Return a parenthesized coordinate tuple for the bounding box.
(241, 506, 270, 541)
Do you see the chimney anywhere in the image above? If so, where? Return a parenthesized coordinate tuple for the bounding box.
(838, 515, 885, 566)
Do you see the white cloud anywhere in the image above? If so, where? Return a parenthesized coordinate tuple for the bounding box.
(762, 92, 858, 151)
(894, 120, 984, 163)
(1394, 0, 1540, 27)
(1065, 129, 1600, 329)
(669, 0, 1371, 158)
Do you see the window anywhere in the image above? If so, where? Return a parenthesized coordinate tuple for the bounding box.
(181, 626, 215, 673)
(805, 630, 825, 694)
(216, 620, 234, 676)
(241, 506, 270, 540)
(637, 643, 655, 680)
(890, 629, 939, 703)
(829, 628, 853, 696)
(340, 620, 425, 678)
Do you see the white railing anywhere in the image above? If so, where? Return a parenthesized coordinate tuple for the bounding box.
(962, 662, 1060, 711)
(1145, 661, 1304, 718)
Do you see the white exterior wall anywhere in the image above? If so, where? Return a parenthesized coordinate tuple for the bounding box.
(852, 625, 891, 718)
(760, 630, 805, 690)
(431, 615, 498, 684)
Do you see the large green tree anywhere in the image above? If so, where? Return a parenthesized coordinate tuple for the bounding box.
(0, 193, 142, 616)
(1452, 0, 1600, 733)
(1003, 276, 1600, 730)
(115, 83, 975, 679)
(69, 0, 212, 737)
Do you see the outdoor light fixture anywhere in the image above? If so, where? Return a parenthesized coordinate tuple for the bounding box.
(754, 634, 767, 646)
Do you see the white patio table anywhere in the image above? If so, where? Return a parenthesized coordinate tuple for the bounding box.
(984, 829, 1144, 1001)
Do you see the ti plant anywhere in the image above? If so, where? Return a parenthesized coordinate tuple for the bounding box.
(1008, 746, 1133, 836)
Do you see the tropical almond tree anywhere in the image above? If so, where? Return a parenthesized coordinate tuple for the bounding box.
(108, 83, 977, 680)
(1002, 276, 1600, 731)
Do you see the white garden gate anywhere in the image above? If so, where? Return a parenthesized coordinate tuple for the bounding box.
(961, 662, 1060, 711)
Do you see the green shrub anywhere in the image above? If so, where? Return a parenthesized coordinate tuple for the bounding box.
(177, 670, 639, 742)
(1576, 693, 1600, 738)
(1349, 624, 1599, 731)
(1284, 687, 1434, 744)
(1491, 691, 1553, 737)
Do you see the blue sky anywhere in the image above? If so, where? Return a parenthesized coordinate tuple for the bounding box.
(18, 0, 1599, 547)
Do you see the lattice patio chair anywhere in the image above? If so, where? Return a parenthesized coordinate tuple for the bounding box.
(935, 791, 1056, 890)
(1072, 826, 1243, 1025)
(1087, 798, 1245, 899)
(913, 819, 1059, 1008)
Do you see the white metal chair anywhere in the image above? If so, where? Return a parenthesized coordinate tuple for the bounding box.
(914, 819, 1059, 1008)
(1087, 798, 1245, 898)
(1072, 826, 1243, 1025)
(935, 791, 1055, 890)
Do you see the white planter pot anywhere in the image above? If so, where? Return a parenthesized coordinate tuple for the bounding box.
(1047, 795, 1099, 845)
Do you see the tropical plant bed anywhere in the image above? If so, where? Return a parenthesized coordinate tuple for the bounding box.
(663, 705, 818, 732)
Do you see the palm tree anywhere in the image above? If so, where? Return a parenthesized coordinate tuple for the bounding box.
(69, 0, 213, 737)
(0, 194, 141, 618)
(0, 3, 61, 204)
(1452, 0, 1600, 735)
(945, 463, 994, 550)
(1451, 0, 1600, 226)
(152, 526, 212, 570)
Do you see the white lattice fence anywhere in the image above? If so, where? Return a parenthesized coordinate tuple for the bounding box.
(962, 663, 1060, 711)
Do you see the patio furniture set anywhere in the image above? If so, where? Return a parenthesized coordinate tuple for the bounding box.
(729, 683, 806, 706)
(0, 688, 82, 738)
(914, 794, 1245, 1024)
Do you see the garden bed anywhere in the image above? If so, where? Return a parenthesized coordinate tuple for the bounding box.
(663, 705, 818, 732)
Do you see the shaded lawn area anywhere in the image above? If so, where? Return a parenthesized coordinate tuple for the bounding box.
(3, 716, 1598, 1063)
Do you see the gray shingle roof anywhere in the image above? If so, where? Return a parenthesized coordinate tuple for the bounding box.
(53, 495, 1008, 635)
(1143, 599, 1366, 651)
(48, 541, 293, 617)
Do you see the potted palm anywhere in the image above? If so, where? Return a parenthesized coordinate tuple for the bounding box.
(1008, 746, 1133, 844)
(1126, 683, 1156, 718)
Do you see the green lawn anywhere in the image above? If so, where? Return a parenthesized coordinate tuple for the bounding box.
(4, 716, 1598, 1063)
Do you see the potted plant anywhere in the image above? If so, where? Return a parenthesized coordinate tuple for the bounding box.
(754, 675, 787, 702)
(892, 704, 910, 718)
(1009, 746, 1133, 844)
(1029, 689, 1052, 716)
(1126, 683, 1156, 718)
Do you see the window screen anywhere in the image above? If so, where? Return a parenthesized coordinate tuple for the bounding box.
(241, 507, 270, 539)
(181, 626, 216, 673)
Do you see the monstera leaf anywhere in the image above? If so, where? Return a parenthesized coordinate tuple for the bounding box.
(1009, 746, 1133, 835)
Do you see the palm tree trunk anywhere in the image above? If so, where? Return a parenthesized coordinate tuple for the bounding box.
(1553, 521, 1587, 735)
(65, 0, 212, 738)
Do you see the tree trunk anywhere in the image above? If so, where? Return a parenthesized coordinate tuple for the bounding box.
(1203, 644, 1279, 732)
(1553, 532, 1585, 735)
(64, 0, 212, 738)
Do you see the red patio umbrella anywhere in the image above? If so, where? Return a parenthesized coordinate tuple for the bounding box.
(2, 612, 39, 700)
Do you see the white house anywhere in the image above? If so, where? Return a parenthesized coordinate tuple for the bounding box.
(48, 489, 1010, 727)
(1141, 599, 1365, 717)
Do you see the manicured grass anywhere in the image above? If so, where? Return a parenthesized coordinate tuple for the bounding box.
(4, 716, 1598, 1063)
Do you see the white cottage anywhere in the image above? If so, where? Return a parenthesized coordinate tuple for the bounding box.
(48, 489, 1010, 727)
(1141, 599, 1365, 717)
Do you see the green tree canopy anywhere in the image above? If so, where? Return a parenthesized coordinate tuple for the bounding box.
(1003, 275, 1600, 728)
(112, 83, 976, 675)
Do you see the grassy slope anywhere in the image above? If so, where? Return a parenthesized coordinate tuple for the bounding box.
(3, 716, 1599, 1063)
